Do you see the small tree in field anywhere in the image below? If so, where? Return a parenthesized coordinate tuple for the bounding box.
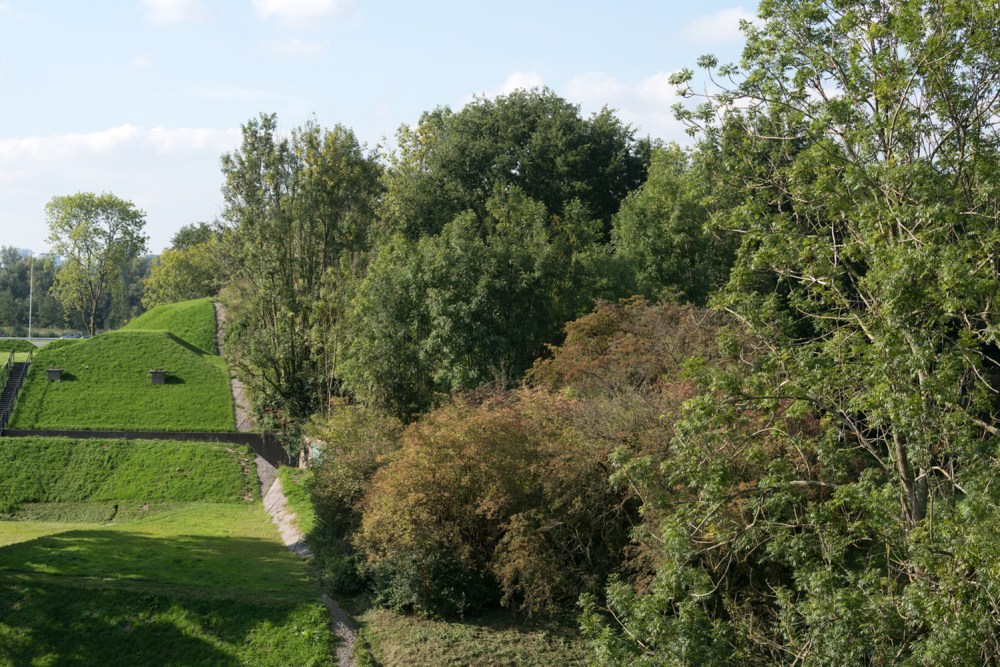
(47, 192, 147, 335)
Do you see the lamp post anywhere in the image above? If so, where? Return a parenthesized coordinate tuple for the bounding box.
(27, 251, 33, 341)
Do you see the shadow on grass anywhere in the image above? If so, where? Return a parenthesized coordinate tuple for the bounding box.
(0, 529, 337, 666)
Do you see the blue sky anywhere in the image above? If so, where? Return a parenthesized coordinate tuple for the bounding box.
(0, 0, 756, 253)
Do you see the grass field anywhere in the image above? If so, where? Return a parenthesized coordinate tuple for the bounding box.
(10, 330, 234, 432)
(0, 437, 334, 666)
(121, 297, 218, 354)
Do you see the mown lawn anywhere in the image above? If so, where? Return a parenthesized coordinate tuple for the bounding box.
(0, 437, 256, 515)
(121, 297, 218, 354)
(10, 330, 234, 432)
(0, 506, 334, 667)
(0, 437, 334, 666)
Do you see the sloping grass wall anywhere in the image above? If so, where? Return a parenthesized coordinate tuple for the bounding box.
(10, 330, 234, 432)
(121, 297, 217, 353)
(0, 437, 255, 513)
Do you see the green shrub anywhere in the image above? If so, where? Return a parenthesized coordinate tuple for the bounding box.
(356, 392, 636, 617)
(307, 404, 402, 540)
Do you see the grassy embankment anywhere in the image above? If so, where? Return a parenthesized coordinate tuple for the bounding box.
(121, 297, 218, 354)
(277, 469, 587, 666)
(0, 437, 334, 666)
(10, 329, 233, 432)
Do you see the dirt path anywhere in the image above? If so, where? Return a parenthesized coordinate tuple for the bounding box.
(214, 301, 356, 667)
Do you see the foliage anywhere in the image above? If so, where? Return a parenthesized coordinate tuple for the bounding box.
(581, 0, 1000, 662)
(221, 114, 382, 426)
(46, 192, 148, 335)
(0, 248, 63, 333)
(380, 87, 649, 240)
(306, 404, 402, 540)
(11, 330, 234, 431)
(343, 188, 621, 419)
(356, 391, 636, 617)
(611, 144, 736, 304)
(122, 296, 218, 354)
(143, 236, 225, 309)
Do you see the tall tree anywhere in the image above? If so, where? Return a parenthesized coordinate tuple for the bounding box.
(585, 0, 1000, 662)
(221, 114, 382, 424)
(380, 88, 650, 240)
(46, 192, 147, 335)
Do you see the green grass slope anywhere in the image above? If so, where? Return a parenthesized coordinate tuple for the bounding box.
(0, 437, 256, 515)
(0, 437, 333, 665)
(121, 297, 217, 354)
(10, 330, 234, 432)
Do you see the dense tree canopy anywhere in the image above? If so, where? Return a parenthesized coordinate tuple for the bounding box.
(380, 88, 650, 240)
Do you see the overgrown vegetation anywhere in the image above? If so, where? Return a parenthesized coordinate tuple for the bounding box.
(5, 1, 1000, 662)
(11, 330, 233, 431)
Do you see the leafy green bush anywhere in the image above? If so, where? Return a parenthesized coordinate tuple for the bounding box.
(356, 392, 636, 617)
(307, 404, 402, 540)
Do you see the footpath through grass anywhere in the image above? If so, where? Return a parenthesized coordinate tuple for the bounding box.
(10, 330, 234, 432)
(0, 437, 334, 666)
(121, 297, 218, 354)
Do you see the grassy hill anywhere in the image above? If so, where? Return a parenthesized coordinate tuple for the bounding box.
(0, 339, 36, 354)
(0, 437, 255, 516)
(0, 437, 333, 666)
(121, 297, 217, 353)
(10, 330, 234, 432)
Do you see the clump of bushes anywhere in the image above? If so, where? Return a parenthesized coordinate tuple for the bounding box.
(355, 390, 639, 617)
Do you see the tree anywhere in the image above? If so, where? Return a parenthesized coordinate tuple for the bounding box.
(585, 0, 1000, 662)
(611, 144, 736, 305)
(220, 114, 382, 425)
(143, 235, 224, 308)
(46, 192, 148, 335)
(380, 88, 650, 240)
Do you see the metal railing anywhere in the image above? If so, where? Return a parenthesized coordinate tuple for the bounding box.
(0, 349, 31, 435)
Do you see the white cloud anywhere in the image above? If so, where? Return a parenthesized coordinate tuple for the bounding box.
(0, 126, 244, 253)
(564, 71, 685, 142)
(253, 0, 355, 24)
(142, 0, 209, 24)
(493, 71, 544, 96)
(259, 38, 331, 57)
(133, 54, 153, 68)
(682, 6, 755, 44)
(0, 125, 239, 161)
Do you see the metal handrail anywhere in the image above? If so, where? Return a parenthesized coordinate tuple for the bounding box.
(0, 351, 12, 396)
(0, 349, 30, 435)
